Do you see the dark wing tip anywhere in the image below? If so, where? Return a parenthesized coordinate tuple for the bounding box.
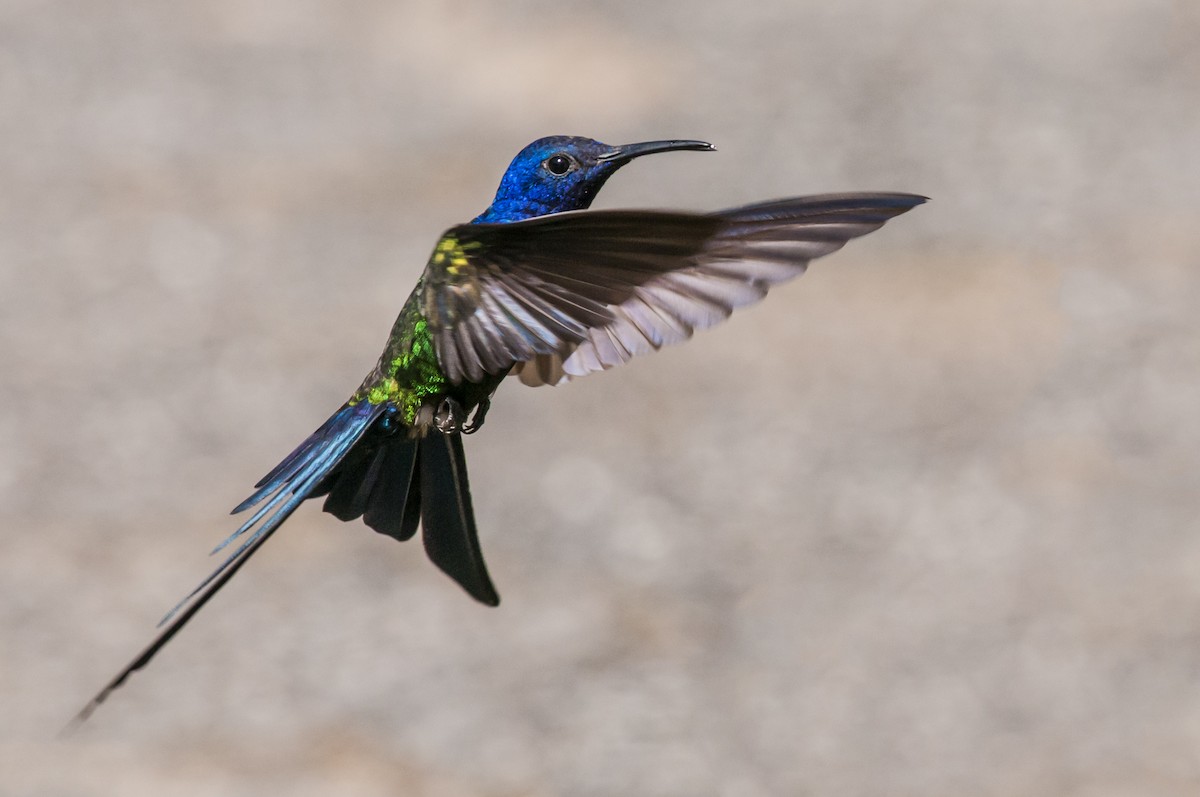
(879, 192, 929, 208)
(712, 192, 928, 226)
(822, 191, 928, 210)
(865, 192, 928, 218)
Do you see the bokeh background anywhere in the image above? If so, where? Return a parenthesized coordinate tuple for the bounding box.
(3, 1, 1199, 795)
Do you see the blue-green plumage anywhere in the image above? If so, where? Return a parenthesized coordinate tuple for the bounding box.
(73, 136, 926, 725)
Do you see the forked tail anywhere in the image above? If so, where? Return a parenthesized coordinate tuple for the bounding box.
(70, 400, 497, 727)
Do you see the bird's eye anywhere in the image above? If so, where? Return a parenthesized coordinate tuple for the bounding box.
(543, 154, 574, 176)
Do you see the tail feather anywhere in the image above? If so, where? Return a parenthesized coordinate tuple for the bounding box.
(418, 432, 500, 606)
(166, 402, 386, 622)
(73, 402, 499, 728)
(71, 400, 386, 727)
(359, 438, 420, 540)
(315, 430, 497, 603)
(397, 461, 423, 543)
(322, 443, 387, 522)
(68, 507, 279, 729)
(232, 405, 360, 510)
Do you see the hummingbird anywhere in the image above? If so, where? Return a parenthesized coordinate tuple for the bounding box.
(73, 136, 925, 724)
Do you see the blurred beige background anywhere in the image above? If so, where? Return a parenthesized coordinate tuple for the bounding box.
(3, 1, 1199, 795)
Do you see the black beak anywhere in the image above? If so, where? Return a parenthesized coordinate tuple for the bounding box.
(597, 139, 716, 164)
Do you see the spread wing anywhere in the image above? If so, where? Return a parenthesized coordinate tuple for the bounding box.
(420, 192, 926, 386)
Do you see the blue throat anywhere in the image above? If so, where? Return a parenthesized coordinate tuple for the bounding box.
(471, 181, 605, 224)
(471, 198, 559, 224)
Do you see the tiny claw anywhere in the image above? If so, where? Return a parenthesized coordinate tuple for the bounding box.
(435, 398, 465, 434)
(462, 398, 491, 434)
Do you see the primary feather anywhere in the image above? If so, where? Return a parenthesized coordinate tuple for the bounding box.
(417, 193, 925, 386)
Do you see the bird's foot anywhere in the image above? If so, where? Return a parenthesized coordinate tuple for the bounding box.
(435, 398, 465, 434)
(434, 397, 491, 435)
(462, 397, 490, 434)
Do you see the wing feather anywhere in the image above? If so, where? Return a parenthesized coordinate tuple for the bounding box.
(425, 193, 926, 386)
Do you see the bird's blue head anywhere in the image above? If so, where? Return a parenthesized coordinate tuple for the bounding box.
(474, 136, 714, 223)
